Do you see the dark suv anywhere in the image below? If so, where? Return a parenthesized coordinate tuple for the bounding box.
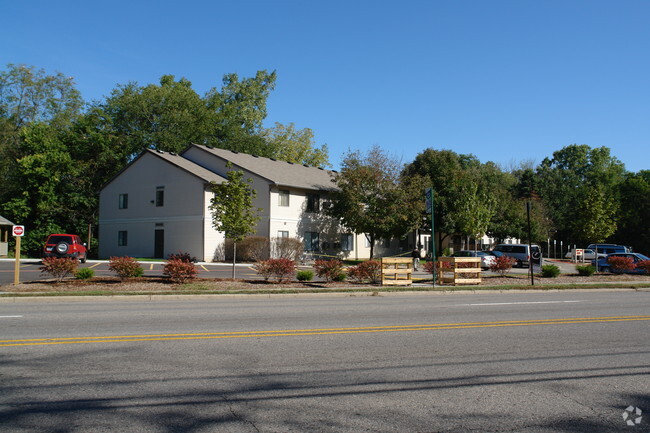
(43, 234, 88, 263)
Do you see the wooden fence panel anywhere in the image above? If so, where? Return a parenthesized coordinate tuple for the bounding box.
(381, 257, 413, 286)
(437, 257, 481, 285)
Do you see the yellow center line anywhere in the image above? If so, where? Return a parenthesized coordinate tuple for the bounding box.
(1, 315, 649, 347)
(89, 263, 101, 269)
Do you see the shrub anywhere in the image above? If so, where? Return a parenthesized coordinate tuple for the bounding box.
(313, 259, 344, 282)
(108, 256, 143, 280)
(296, 269, 314, 281)
(168, 251, 197, 263)
(607, 256, 635, 273)
(488, 255, 517, 277)
(636, 260, 650, 274)
(576, 265, 596, 276)
(224, 237, 270, 262)
(272, 237, 303, 261)
(252, 261, 273, 281)
(164, 259, 198, 284)
(75, 267, 95, 280)
(40, 257, 78, 282)
(423, 260, 436, 274)
(253, 258, 296, 282)
(332, 271, 347, 282)
(347, 260, 381, 283)
(541, 264, 561, 278)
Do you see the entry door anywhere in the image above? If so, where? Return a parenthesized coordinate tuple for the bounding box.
(154, 229, 164, 258)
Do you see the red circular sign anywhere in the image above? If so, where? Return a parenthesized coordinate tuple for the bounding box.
(12, 225, 24, 236)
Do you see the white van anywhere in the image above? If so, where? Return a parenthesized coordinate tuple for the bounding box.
(492, 244, 541, 268)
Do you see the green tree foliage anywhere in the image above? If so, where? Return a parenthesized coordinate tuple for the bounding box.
(0, 64, 83, 134)
(536, 144, 625, 244)
(488, 166, 551, 244)
(205, 70, 277, 154)
(615, 171, 650, 253)
(209, 169, 262, 278)
(0, 64, 84, 215)
(326, 146, 424, 258)
(572, 186, 618, 243)
(261, 122, 330, 167)
(102, 75, 213, 156)
(2, 123, 83, 254)
(401, 148, 483, 252)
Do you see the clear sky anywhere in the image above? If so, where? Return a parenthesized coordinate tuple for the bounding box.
(2, 0, 648, 172)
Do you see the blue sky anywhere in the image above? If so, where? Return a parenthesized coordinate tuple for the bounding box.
(2, 0, 648, 172)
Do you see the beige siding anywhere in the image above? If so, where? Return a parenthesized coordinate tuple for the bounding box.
(99, 152, 208, 260)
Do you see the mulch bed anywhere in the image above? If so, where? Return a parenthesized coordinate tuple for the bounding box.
(2, 272, 649, 294)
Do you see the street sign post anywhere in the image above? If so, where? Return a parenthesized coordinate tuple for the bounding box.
(425, 188, 435, 286)
(12, 225, 24, 285)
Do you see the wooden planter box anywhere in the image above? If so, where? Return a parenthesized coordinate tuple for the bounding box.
(381, 257, 413, 286)
(437, 257, 481, 285)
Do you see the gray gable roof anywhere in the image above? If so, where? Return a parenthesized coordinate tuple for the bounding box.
(0, 215, 15, 226)
(148, 149, 227, 184)
(187, 144, 337, 191)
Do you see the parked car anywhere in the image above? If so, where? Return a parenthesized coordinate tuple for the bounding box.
(43, 234, 88, 263)
(586, 244, 631, 255)
(591, 252, 650, 274)
(492, 244, 541, 268)
(451, 250, 497, 270)
(564, 248, 601, 260)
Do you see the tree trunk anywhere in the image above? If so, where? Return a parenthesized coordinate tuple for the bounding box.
(232, 241, 237, 279)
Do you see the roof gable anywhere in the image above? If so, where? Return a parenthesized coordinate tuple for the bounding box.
(101, 149, 227, 191)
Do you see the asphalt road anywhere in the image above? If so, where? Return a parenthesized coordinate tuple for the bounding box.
(1, 291, 649, 432)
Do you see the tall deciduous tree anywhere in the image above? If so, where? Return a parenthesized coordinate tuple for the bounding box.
(209, 169, 261, 278)
(103, 75, 212, 156)
(261, 122, 330, 167)
(536, 144, 625, 245)
(401, 148, 482, 253)
(614, 171, 650, 253)
(325, 146, 424, 258)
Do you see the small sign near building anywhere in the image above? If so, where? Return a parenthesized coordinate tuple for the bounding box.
(12, 225, 25, 236)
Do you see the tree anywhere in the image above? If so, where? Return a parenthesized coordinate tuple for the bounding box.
(614, 171, 650, 253)
(209, 169, 261, 278)
(401, 148, 482, 253)
(325, 146, 424, 258)
(572, 186, 618, 244)
(205, 70, 277, 155)
(536, 144, 625, 244)
(0, 63, 83, 132)
(0, 64, 83, 203)
(102, 75, 212, 157)
(261, 122, 330, 167)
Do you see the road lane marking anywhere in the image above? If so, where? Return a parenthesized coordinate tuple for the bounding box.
(2, 315, 650, 348)
(466, 300, 585, 306)
(89, 263, 101, 269)
(0, 315, 22, 318)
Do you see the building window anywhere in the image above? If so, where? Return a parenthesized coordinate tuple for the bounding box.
(118, 194, 128, 209)
(118, 231, 128, 246)
(278, 190, 290, 207)
(306, 193, 320, 212)
(156, 186, 165, 207)
(304, 231, 320, 252)
(277, 230, 289, 238)
(341, 234, 354, 251)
